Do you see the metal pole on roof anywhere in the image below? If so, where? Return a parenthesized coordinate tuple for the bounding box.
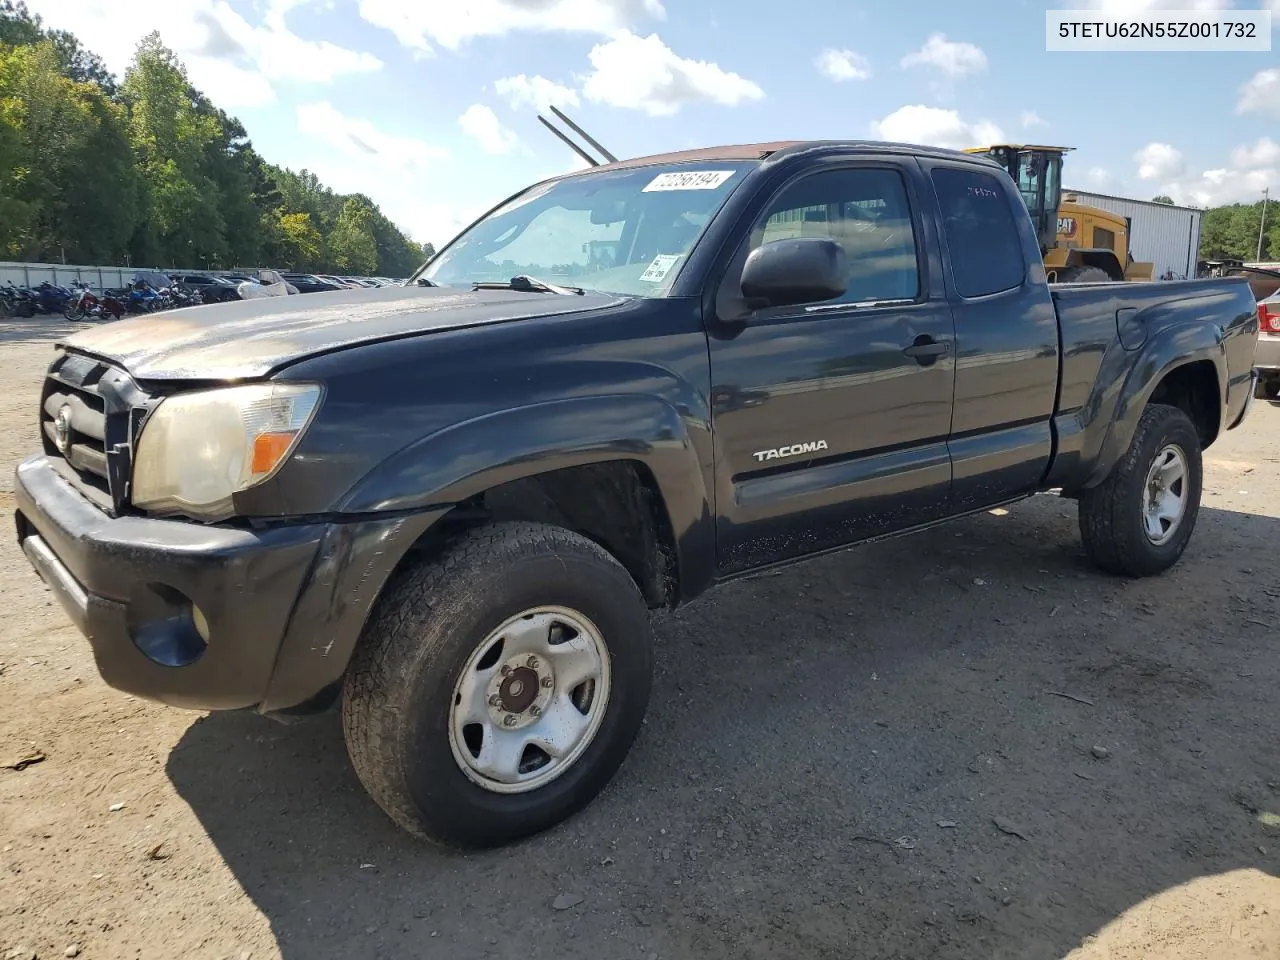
(537, 115, 600, 167)
(549, 105, 618, 163)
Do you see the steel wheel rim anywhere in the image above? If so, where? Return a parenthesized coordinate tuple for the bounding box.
(448, 606, 612, 794)
(1141, 443, 1188, 545)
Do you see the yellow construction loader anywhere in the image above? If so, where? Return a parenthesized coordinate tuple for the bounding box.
(963, 145, 1155, 283)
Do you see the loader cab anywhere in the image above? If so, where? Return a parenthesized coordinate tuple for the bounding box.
(964, 144, 1154, 283)
(963, 144, 1067, 255)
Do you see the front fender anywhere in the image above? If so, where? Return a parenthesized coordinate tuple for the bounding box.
(338, 393, 716, 592)
(1082, 322, 1225, 490)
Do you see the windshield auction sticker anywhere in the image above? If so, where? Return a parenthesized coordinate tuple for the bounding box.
(642, 171, 736, 192)
(639, 254, 683, 283)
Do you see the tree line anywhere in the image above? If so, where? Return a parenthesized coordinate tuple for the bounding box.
(0, 1, 434, 276)
(1194, 200, 1277, 264)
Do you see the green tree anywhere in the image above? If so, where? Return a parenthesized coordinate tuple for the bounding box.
(328, 196, 378, 274)
(1, 2, 115, 91)
(276, 211, 323, 270)
(122, 33, 227, 266)
(1152, 195, 1173, 204)
(0, 41, 138, 262)
(422, 242, 436, 260)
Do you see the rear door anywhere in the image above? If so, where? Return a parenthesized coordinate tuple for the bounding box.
(707, 156, 957, 574)
(917, 159, 1060, 511)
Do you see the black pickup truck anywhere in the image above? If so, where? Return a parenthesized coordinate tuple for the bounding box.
(13, 140, 1259, 848)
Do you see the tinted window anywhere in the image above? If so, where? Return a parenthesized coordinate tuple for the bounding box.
(931, 168, 1025, 298)
(753, 168, 920, 304)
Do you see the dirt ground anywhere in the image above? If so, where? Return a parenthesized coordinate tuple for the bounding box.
(1, 317, 1278, 960)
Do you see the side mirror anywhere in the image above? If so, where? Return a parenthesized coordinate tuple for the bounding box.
(740, 237, 847, 308)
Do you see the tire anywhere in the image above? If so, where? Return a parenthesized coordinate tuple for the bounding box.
(1256, 377, 1280, 401)
(341, 521, 654, 848)
(1055, 265, 1114, 284)
(1078, 403, 1202, 577)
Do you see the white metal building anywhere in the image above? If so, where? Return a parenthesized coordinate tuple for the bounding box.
(1061, 189, 1204, 280)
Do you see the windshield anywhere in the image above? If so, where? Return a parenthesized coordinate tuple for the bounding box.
(417, 161, 757, 297)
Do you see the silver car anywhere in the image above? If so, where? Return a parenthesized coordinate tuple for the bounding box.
(1257, 291, 1280, 400)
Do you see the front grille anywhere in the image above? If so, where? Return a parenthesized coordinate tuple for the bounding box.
(40, 352, 155, 514)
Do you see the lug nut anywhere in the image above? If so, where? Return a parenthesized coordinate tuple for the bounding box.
(530, 705, 542, 718)
(488, 694, 501, 707)
(503, 714, 518, 727)
(526, 655, 540, 669)
(541, 676, 553, 689)
(500, 665, 512, 677)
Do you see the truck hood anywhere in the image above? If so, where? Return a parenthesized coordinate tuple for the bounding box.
(58, 285, 625, 380)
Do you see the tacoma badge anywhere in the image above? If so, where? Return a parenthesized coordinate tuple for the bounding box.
(752, 440, 829, 462)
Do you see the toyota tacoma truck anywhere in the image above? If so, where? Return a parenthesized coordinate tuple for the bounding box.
(13, 140, 1259, 849)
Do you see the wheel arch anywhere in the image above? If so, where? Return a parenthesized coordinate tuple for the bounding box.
(1080, 333, 1224, 491)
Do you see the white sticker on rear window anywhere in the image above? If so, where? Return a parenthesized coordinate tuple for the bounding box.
(639, 254, 683, 283)
(642, 170, 736, 192)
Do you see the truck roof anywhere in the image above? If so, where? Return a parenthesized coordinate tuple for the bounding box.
(567, 139, 1006, 175)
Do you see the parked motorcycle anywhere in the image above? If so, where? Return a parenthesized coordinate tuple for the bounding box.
(30, 281, 74, 316)
(64, 282, 125, 322)
(2, 281, 37, 318)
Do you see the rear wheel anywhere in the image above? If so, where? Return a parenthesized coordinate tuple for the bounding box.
(1256, 377, 1280, 401)
(1078, 403, 1202, 577)
(1055, 265, 1114, 283)
(341, 521, 653, 848)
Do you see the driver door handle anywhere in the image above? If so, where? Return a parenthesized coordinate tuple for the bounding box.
(903, 335, 951, 364)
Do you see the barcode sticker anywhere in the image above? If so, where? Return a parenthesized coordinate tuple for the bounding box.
(639, 254, 683, 283)
(642, 170, 736, 192)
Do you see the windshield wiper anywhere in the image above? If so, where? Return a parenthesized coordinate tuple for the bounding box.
(473, 274, 584, 296)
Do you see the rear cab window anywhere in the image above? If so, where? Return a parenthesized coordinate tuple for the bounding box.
(930, 167, 1025, 298)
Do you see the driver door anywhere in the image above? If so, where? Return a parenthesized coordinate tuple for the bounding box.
(707, 159, 957, 574)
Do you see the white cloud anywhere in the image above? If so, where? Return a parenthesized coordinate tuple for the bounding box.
(296, 101, 447, 169)
(494, 74, 581, 112)
(900, 33, 987, 77)
(1020, 110, 1047, 129)
(358, 0, 665, 52)
(814, 48, 871, 82)
(1083, 166, 1113, 188)
(1157, 167, 1277, 207)
(25, 0, 380, 109)
(1232, 137, 1280, 169)
(1127, 137, 1278, 208)
(1134, 142, 1184, 180)
(459, 104, 520, 155)
(1237, 69, 1280, 116)
(580, 31, 764, 116)
(870, 105, 1003, 150)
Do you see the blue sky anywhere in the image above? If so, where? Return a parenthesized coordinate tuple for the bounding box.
(29, 0, 1280, 249)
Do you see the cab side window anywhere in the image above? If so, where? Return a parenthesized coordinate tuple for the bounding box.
(753, 168, 920, 305)
(931, 168, 1025, 298)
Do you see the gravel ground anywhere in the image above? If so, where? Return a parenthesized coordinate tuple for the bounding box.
(1, 319, 1278, 960)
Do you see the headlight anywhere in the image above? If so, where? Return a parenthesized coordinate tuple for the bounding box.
(132, 383, 322, 520)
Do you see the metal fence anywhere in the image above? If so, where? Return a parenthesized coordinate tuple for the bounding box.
(0, 261, 271, 290)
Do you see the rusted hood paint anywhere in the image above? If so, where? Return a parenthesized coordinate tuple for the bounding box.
(58, 285, 624, 381)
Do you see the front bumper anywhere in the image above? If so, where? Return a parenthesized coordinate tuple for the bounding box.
(14, 455, 444, 713)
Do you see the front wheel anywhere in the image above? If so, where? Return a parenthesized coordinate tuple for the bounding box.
(1078, 403, 1203, 577)
(342, 521, 653, 848)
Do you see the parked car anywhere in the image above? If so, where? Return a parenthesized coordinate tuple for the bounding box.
(172, 273, 241, 303)
(1254, 290, 1280, 399)
(13, 139, 1259, 850)
(282, 272, 343, 294)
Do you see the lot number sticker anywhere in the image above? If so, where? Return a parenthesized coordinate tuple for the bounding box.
(639, 254, 683, 283)
(642, 170, 736, 192)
